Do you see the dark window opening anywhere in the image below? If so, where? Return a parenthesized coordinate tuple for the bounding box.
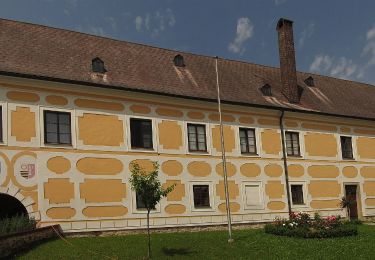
(260, 84, 272, 96)
(291, 184, 304, 205)
(239, 128, 257, 154)
(0, 106, 2, 142)
(285, 131, 300, 156)
(341, 136, 353, 159)
(173, 54, 185, 67)
(304, 76, 314, 87)
(92, 57, 106, 73)
(44, 111, 72, 145)
(187, 124, 207, 152)
(130, 118, 153, 149)
(193, 185, 210, 208)
(136, 192, 147, 210)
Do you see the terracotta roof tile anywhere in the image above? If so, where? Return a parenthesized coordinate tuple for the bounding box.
(1, 18, 375, 119)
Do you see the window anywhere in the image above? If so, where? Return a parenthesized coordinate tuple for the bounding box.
(130, 118, 153, 149)
(285, 131, 300, 156)
(290, 184, 305, 205)
(260, 84, 272, 96)
(0, 106, 2, 142)
(135, 192, 147, 210)
(44, 110, 72, 145)
(341, 136, 353, 159)
(91, 57, 106, 73)
(304, 76, 314, 87)
(244, 182, 263, 209)
(173, 54, 185, 67)
(193, 185, 210, 208)
(239, 128, 257, 154)
(187, 124, 207, 152)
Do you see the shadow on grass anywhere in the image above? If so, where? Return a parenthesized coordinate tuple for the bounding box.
(162, 247, 196, 256)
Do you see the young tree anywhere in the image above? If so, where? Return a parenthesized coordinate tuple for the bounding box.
(129, 162, 175, 259)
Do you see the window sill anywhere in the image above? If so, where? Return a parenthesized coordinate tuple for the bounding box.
(130, 147, 155, 153)
(187, 150, 210, 156)
(241, 153, 259, 157)
(342, 158, 356, 161)
(291, 204, 309, 208)
(287, 155, 303, 159)
(191, 207, 215, 212)
(42, 143, 74, 149)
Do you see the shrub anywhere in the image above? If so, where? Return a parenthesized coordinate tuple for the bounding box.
(265, 212, 358, 238)
(0, 215, 36, 236)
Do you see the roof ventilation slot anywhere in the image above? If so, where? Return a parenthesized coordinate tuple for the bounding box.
(173, 54, 185, 67)
(304, 76, 314, 87)
(260, 84, 272, 96)
(92, 57, 106, 73)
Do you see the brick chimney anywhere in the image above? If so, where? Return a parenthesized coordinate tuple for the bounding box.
(277, 18, 300, 103)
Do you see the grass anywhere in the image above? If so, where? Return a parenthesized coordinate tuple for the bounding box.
(15, 225, 375, 259)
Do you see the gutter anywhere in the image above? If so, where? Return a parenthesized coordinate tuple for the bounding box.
(2, 70, 375, 123)
(279, 110, 292, 215)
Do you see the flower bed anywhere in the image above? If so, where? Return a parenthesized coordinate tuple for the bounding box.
(265, 212, 358, 238)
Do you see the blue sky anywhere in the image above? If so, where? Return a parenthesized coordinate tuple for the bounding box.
(2, 0, 375, 85)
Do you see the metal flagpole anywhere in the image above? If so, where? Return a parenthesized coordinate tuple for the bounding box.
(215, 56, 233, 243)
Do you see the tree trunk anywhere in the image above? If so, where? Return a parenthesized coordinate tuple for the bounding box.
(147, 209, 151, 259)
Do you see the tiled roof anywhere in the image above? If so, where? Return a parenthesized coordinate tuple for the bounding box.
(1, 18, 375, 120)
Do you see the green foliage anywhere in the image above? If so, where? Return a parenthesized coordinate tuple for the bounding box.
(129, 162, 175, 212)
(0, 215, 36, 236)
(265, 212, 358, 239)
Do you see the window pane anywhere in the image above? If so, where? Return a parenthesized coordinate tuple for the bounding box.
(197, 126, 205, 135)
(189, 141, 197, 151)
(46, 133, 58, 143)
(188, 125, 196, 134)
(136, 192, 146, 209)
(291, 185, 304, 205)
(130, 118, 152, 149)
(46, 123, 58, 133)
(59, 124, 71, 134)
(59, 134, 71, 144)
(45, 112, 57, 124)
(58, 114, 70, 124)
(198, 142, 206, 151)
(193, 185, 210, 208)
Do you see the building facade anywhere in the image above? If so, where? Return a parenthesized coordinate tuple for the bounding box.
(0, 18, 375, 232)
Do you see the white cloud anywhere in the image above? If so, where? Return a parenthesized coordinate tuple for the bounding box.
(228, 17, 254, 54)
(298, 22, 315, 47)
(88, 26, 105, 37)
(274, 0, 287, 6)
(105, 17, 117, 32)
(309, 55, 357, 79)
(309, 24, 375, 82)
(134, 8, 176, 37)
(363, 24, 375, 67)
(135, 16, 143, 32)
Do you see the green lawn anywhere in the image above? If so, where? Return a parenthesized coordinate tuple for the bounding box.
(15, 225, 375, 259)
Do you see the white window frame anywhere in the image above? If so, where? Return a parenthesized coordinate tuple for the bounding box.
(0, 102, 7, 145)
(131, 190, 161, 214)
(189, 181, 215, 212)
(289, 181, 308, 208)
(126, 115, 158, 153)
(40, 106, 76, 149)
(284, 130, 305, 158)
(339, 135, 356, 161)
(237, 126, 260, 157)
(184, 121, 211, 155)
(242, 181, 264, 210)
